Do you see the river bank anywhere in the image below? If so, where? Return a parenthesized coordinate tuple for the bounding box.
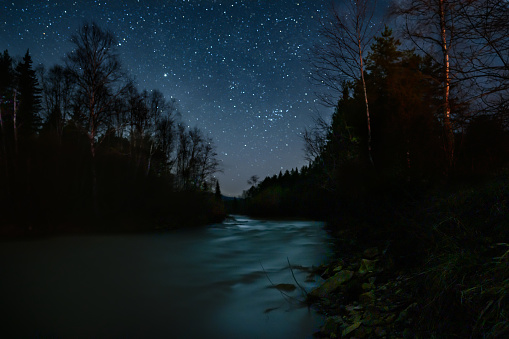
(309, 172, 509, 338)
(0, 190, 227, 240)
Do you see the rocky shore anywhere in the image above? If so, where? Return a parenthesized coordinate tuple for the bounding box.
(309, 246, 419, 338)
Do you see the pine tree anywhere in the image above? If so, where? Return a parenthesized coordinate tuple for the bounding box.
(15, 49, 42, 138)
(0, 50, 14, 170)
(0, 50, 14, 98)
(215, 180, 222, 200)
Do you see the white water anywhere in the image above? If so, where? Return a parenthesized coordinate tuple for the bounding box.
(0, 216, 333, 338)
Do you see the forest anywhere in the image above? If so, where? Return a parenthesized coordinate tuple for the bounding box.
(0, 23, 225, 235)
(2, 0, 509, 336)
(239, 1, 509, 337)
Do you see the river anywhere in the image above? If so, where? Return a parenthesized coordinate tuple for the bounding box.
(0, 216, 333, 338)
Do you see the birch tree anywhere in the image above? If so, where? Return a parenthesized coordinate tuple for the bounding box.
(311, 0, 380, 165)
(66, 22, 127, 214)
(391, 0, 459, 168)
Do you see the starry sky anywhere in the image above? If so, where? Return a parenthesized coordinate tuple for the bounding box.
(2, 0, 335, 196)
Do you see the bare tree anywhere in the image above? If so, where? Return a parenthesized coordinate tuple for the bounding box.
(66, 22, 127, 214)
(454, 0, 509, 121)
(391, 0, 463, 168)
(311, 0, 380, 165)
(174, 125, 221, 191)
(39, 64, 75, 141)
(196, 136, 221, 189)
(303, 116, 330, 164)
(155, 114, 177, 173)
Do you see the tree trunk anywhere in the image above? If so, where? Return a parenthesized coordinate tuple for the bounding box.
(358, 40, 374, 166)
(13, 89, 18, 156)
(439, 0, 454, 169)
(146, 143, 153, 176)
(0, 103, 9, 189)
(89, 129, 99, 217)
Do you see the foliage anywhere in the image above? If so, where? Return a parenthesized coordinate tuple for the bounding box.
(243, 27, 508, 221)
(303, 15, 509, 338)
(0, 25, 224, 235)
(239, 165, 334, 219)
(394, 172, 509, 338)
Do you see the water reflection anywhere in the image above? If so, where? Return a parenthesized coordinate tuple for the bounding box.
(0, 216, 333, 338)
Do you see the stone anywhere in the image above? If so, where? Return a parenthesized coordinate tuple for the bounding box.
(345, 304, 364, 312)
(385, 313, 396, 323)
(309, 270, 355, 299)
(361, 282, 373, 290)
(362, 307, 383, 326)
(397, 302, 418, 322)
(342, 321, 362, 336)
(374, 326, 387, 337)
(354, 325, 372, 338)
(270, 283, 296, 292)
(321, 316, 343, 336)
(359, 290, 375, 304)
(358, 259, 377, 274)
(333, 265, 343, 272)
(363, 247, 379, 259)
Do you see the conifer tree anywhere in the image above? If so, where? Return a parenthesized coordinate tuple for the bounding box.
(15, 49, 42, 139)
(215, 180, 222, 200)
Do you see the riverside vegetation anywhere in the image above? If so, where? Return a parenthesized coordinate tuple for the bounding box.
(2, 3, 509, 337)
(239, 5, 509, 336)
(0, 23, 226, 236)
(305, 172, 509, 338)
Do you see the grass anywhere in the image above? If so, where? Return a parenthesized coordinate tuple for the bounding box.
(321, 170, 509, 337)
(404, 171, 509, 337)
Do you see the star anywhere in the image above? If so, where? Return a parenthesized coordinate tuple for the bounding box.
(2, 0, 332, 196)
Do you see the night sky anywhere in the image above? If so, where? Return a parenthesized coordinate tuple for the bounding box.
(2, 0, 334, 196)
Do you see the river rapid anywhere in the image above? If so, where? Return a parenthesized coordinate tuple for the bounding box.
(0, 216, 333, 338)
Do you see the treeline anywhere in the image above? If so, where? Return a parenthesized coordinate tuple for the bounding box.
(243, 27, 509, 220)
(243, 0, 509, 221)
(0, 23, 225, 235)
(307, 27, 509, 196)
(236, 167, 333, 219)
(240, 2, 509, 336)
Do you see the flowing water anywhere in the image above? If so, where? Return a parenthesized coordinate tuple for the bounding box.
(0, 216, 333, 338)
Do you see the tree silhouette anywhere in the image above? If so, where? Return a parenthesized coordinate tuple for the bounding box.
(215, 180, 222, 200)
(311, 0, 381, 165)
(39, 64, 74, 141)
(14, 49, 42, 145)
(66, 22, 128, 215)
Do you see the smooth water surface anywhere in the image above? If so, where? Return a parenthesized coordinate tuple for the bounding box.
(0, 216, 333, 338)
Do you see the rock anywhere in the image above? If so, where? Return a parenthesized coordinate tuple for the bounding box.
(359, 290, 375, 304)
(397, 302, 418, 322)
(358, 259, 377, 274)
(363, 247, 379, 259)
(353, 325, 371, 338)
(342, 321, 362, 336)
(385, 313, 396, 323)
(361, 282, 373, 290)
(263, 306, 280, 313)
(333, 265, 343, 272)
(362, 307, 383, 326)
(309, 270, 354, 298)
(345, 304, 364, 312)
(374, 326, 387, 337)
(321, 316, 343, 336)
(270, 283, 296, 292)
(305, 276, 316, 283)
